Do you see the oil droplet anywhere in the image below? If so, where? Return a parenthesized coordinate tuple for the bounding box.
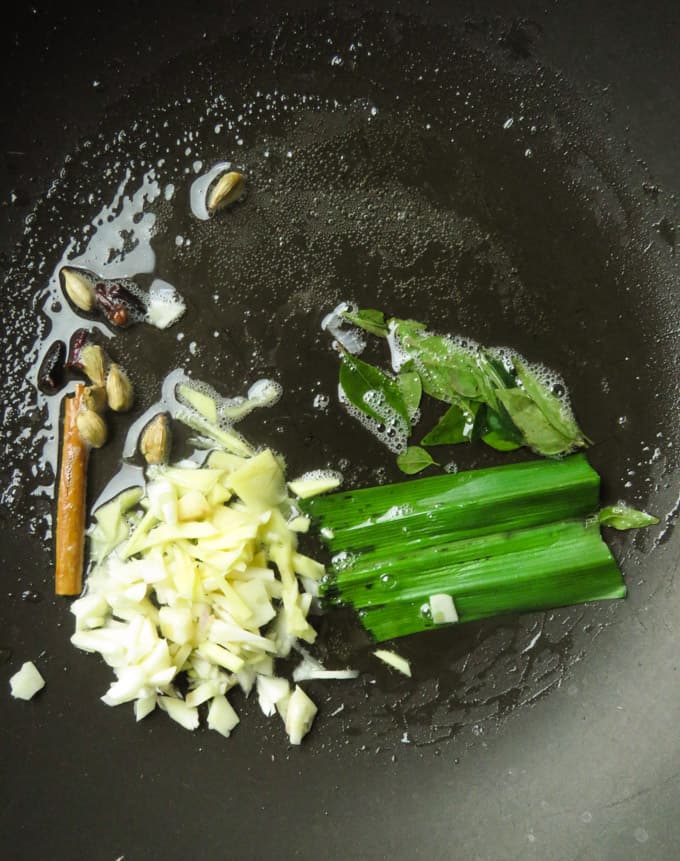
(634, 828, 649, 844)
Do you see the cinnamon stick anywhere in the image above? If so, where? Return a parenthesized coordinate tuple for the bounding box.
(55, 384, 89, 595)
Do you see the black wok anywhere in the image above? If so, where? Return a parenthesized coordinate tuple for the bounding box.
(0, 1, 678, 859)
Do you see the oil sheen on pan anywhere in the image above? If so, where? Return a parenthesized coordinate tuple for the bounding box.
(1, 11, 677, 753)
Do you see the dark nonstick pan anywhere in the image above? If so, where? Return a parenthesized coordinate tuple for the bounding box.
(1, 2, 678, 859)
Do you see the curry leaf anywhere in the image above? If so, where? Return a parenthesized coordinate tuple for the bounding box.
(470, 403, 522, 451)
(339, 352, 410, 429)
(397, 369, 422, 419)
(422, 402, 477, 446)
(497, 389, 574, 456)
(480, 405, 523, 451)
(341, 308, 389, 338)
(474, 352, 515, 410)
(481, 431, 523, 451)
(482, 353, 516, 389)
(396, 446, 438, 475)
(598, 505, 659, 530)
(328, 307, 592, 468)
(514, 360, 588, 447)
(391, 319, 481, 401)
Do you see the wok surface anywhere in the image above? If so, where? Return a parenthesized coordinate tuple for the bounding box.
(0, 2, 678, 859)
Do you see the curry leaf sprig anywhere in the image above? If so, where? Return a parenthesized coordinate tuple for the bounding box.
(334, 308, 590, 473)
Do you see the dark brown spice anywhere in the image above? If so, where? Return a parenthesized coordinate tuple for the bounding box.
(65, 328, 92, 371)
(94, 281, 146, 328)
(37, 340, 66, 394)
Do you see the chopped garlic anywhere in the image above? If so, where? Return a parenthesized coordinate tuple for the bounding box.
(288, 470, 343, 499)
(9, 662, 45, 701)
(429, 593, 459, 624)
(287, 515, 311, 533)
(146, 280, 186, 330)
(374, 649, 412, 677)
(257, 675, 290, 717)
(293, 663, 359, 683)
(284, 685, 318, 745)
(158, 695, 199, 731)
(71, 444, 331, 745)
(185, 680, 220, 708)
(207, 695, 240, 737)
(134, 696, 156, 721)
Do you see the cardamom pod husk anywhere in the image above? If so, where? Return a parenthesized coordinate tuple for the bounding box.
(76, 408, 108, 448)
(139, 412, 172, 465)
(80, 344, 108, 388)
(61, 267, 96, 312)
(82, 385, 107, 414)
(205, 170, 246, 214)
(106, 364, 134, 412)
